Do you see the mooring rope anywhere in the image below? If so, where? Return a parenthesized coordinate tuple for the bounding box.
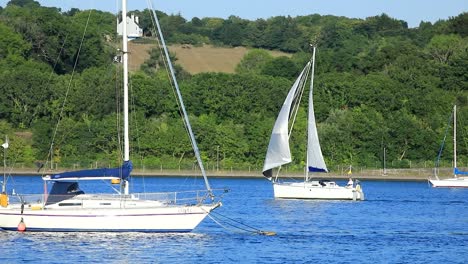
(208, 211, 276, 236)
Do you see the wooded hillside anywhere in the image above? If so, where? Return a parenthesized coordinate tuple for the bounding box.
(0, 0, 466, 172)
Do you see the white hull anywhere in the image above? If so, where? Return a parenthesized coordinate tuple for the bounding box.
(429, 177, 468, 188)
(0, 194, 220, 232)
(273, 181, 364, 201)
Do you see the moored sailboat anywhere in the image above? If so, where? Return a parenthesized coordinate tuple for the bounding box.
(430, 105, 468, 188)
(262, 46, 364, 200)
(0, 0, 222, 232)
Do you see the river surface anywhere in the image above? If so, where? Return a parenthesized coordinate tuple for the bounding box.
(0, 176, 467, 263)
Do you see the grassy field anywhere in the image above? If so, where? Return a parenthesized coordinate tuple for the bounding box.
(127, 41, 292, 74)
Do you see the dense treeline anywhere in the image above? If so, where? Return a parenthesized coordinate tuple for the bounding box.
(0, 0, 466, 172)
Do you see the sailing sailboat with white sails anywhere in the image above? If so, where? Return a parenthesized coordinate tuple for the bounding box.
(430, 105, 468, 188)
(262, 46, 364, 200)
(0, 0, 222, 232)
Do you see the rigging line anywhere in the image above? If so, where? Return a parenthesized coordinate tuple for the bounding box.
(145, 3, 199, 169)
(39, 0, 81, 92)
(113, 7, 125, 172)
(144, 3, 198, 190)
(435, 107, 454, 169)
(145, 0, 184, 122)
(43, 34, 68, 94)
(43, 9, 94, 176)
(206, 214, 246, 234)
(115, 55, 123, 165)
(2, 142, 22, 190)
(144, 0, 192, 144)
(144, 1, 191, 153)
(148, 1, 212, 194)
(128, 79, 147, 193)
(288, 64, 311, 138)
(207, 214, 263, 234)
(209, 211, 276, 235)
(33, 7, 80, 172)
(210, 211, 264, 232)
(459, 108, 468, 155)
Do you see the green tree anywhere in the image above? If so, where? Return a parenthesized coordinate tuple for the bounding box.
(0, 22, 31, 58)
(260, 56, 299, 79)
(0, 56, 55, 128)
(235, 49, 273, 74)
(426, 34, 464, 64)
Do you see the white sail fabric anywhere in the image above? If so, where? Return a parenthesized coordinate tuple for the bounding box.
(263, 62, 311, 176)
(306, 56, 328, 173)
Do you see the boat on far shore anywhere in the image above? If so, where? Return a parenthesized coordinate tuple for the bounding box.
(430, 105, 468, 188)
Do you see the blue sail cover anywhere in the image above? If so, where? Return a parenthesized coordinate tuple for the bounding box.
(454, 168, 468, 176)
(308, 166, 328, 173)
(46, 161, 133, 181)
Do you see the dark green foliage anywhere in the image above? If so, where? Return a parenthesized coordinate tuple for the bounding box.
(7, 0, 39, 8)
(0, 56, 55, 128)
(260, 57, 300, 79)
(211, 16, 248, 46)
(0, 2, 466, 170)
(447, 12, 468, 37)
(0, 3, 114, 74)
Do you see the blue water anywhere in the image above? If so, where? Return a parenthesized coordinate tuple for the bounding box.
(1, 176, 467, 263)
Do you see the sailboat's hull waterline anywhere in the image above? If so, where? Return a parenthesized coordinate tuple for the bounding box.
(273, 182, 364, 201)
(0, 200, 221, 232)
(429, 178, 468, 188)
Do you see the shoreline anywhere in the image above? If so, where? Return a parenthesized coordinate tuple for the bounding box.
(4, 167, 450, 181)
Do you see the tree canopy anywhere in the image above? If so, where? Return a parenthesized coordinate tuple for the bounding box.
(0, 1, 466, 171)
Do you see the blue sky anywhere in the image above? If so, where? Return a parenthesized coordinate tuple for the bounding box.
(0, 0, 466, 28)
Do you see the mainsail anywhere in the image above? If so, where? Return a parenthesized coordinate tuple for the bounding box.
(306, 48, 327, 173)
(262, 62, 311, 178)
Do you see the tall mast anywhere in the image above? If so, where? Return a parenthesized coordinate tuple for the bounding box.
(2, 136, 7, 193)
(122, 0, 130, 194)
(453, 105, 457, 177)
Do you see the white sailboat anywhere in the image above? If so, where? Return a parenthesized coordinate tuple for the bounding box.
(0, 0, 222, 232)
(262, 46, 364, 201)
(430, 105, 468, 188)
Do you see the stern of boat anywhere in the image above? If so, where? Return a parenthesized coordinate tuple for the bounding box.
(353, 183, 364, 201)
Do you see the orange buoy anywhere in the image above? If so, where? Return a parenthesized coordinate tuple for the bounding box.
(17, 218, 26, 232)
(0, 192, 8, 207)
(111, 178, 121, 184)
